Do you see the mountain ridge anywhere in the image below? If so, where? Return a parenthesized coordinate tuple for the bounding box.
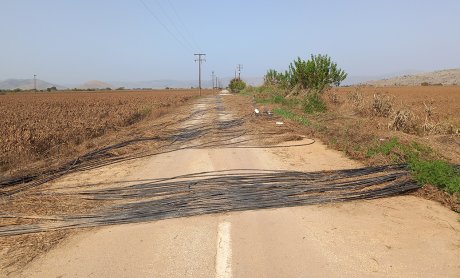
(0, 79, 66, 90)
(364, 69, 460, 86)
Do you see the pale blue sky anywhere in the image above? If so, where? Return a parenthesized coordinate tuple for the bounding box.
(1, 0, 459, 84)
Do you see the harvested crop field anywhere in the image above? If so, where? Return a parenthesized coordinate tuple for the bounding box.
(326, 86, 460, 164)
(336, 86, 460, 123)
(0, 89, 211, 179)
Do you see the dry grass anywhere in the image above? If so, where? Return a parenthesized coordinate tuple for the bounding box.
(335, 86, 460, 136)
(372, 92, 394, 117)
(323, 86, 460, 165)
(0, 89, 211, 178)
(346, 87, 367, 115)
(388, 108, 418, 133)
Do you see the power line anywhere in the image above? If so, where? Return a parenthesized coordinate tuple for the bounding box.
(152, 0, 196, 51)
(138, 0, 192, 51)
(194, 54, 206, 96)
(165, 0, 201, 51)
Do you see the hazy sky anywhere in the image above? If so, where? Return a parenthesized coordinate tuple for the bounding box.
(1, 0, 459, 84)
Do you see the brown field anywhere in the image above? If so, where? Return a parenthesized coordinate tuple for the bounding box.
(336, 86, 460, 124)
(0, 89, 212, 177)
(323, 86, 460, 165)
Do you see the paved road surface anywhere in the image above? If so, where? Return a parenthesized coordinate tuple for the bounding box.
(19, 94, 460, 277)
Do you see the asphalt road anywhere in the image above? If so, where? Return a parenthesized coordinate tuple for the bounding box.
(18, 94, 460, 277)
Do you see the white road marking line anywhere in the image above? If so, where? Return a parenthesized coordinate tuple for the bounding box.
(215, 221, 232, 278)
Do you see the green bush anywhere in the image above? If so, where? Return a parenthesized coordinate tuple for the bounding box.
(366, 137, 400, 157)
(264, 54, 347, 93)
(409, 158, 460, 195)
(303, 93, 326, 114)
(228, 78, 246, 93)
(273, 108, 309, 126)
(366, 137, 460, 196)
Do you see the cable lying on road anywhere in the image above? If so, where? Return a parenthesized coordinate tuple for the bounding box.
(0, 165, 419, 237)
(0, 103, 312, 195)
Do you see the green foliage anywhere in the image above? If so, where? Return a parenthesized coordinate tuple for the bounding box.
(247, 85, 301, 107)
(273, 108, 310, 126)
(264, 54, 347, 93)
(366, 137, 460, 196)
(409, 159, 460, 195)
(256, 93, 299, 108)
(228, 78, 247, 93)
(264, 69, 290, 88)
(239, 86, 260, 96)
(264, 69, 279, 86)
(366, 137, 400, 157)
(303, 93, 326, 114)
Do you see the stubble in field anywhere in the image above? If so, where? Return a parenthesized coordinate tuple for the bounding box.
(0, 89, 207, 177)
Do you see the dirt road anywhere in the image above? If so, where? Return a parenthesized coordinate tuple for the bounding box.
(16, 94, 460, 277)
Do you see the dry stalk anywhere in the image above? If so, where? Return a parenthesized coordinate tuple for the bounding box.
(388, 108, 417, 133)
(372, 92, 394, 117)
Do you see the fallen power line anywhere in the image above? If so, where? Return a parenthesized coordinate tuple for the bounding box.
(0, 95, 422, 237)
(0, 165, 419, 237)
(0, 96, 311, 195)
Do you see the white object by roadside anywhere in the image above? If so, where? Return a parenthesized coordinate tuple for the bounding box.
(276, 122, 284, 125)
(254, 108, 260, 114)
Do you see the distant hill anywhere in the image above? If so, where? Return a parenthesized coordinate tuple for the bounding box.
(78, 80, 114, 90)
(0, 77, 264, 91)
(366, 69, 460, 86)
(0, 79, 65, 90)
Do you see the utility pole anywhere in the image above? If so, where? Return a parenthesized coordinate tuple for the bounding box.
(237, 64, 243, 80)
(215, 76, 219, 89)
(194, 54, 206, 96)
(211, 71, 215, 89)
(33, 74, 37, 92)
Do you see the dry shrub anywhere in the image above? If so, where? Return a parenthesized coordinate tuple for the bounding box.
(447, 125, 460, 135)
(422, 122, 446, 135)
(388, 108, 418, 133)
(372, 93, 394, 117)
(347, 89, 368, 115)
(326, 89, 340, 104)
(423, 101, 435, 118)
(420, 101, 442, 135)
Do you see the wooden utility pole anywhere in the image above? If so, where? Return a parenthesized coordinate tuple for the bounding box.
(194, 54, 206, 96)
(211, 71, 215, 89)
(33, 74, 37, 92)
(237, 64, 243, 80)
